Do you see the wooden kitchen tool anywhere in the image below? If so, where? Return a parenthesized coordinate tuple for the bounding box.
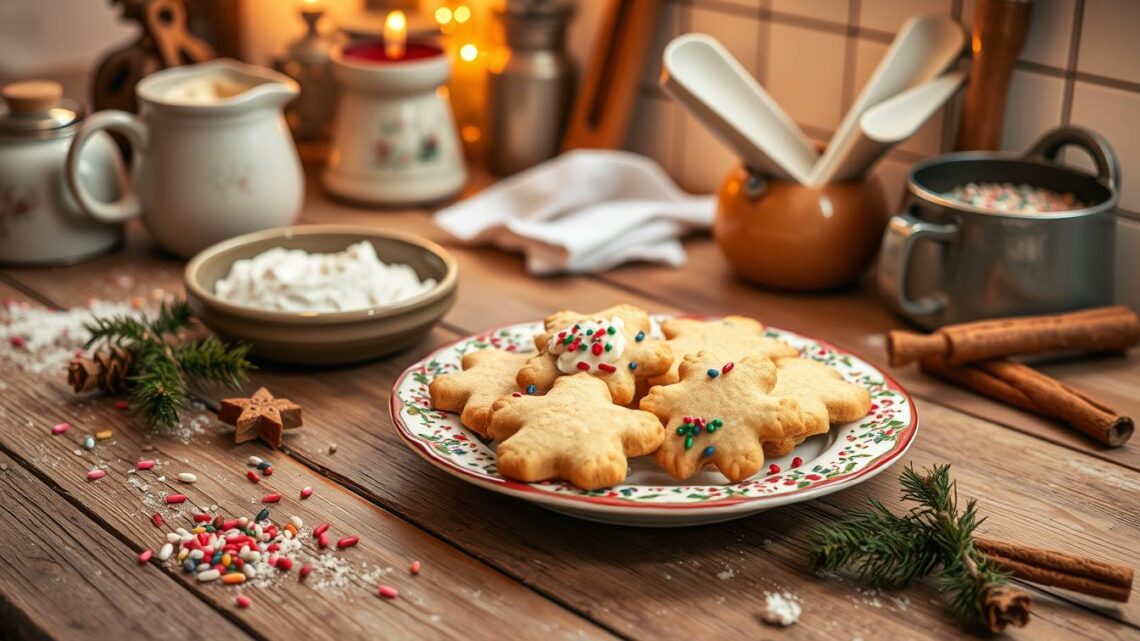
(954, 0, 1033, 151)
(561, 0, 662, 151)
(92, 0, 215, 113)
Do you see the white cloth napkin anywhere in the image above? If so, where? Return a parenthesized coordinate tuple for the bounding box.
(434, 150, 715, 275)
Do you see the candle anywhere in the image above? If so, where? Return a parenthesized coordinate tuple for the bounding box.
(300, 0, 322, 14)
(384, 10, 407, 61)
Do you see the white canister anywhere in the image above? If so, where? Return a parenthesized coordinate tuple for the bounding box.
(0, 81, 125, 266)
(324, 40, 467, 206)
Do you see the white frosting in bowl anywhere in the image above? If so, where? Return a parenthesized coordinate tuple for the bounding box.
(213, 241, 437, 313)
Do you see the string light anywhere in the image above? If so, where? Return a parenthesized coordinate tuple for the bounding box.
(454, 5, 471, 23)
(435, 6, 453, 24)
(459, 43, 478, 61)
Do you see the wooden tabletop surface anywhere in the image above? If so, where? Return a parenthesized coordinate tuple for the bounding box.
(1, 167, 1137, 641)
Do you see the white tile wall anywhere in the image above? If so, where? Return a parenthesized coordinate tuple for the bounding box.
(641, 1, 684, 89)
(1077, 0, 1140, 84)
(766, 21, 846, 132)
(1069, 82, 1140, 212)
(620, 0, 1140, 309)
(858, 0, 952, 34)
(999, 70, 1065, 153)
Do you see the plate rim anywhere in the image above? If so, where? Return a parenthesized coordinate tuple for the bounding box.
(389, 316, 918, 516)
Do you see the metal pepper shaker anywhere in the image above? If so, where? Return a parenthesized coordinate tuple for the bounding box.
(487, 0, 575, 175)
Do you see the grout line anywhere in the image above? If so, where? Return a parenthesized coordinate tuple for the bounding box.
(1062, 0, 1085, 125)
(689, 0, 762, 19)
(840, 0, 860, 113)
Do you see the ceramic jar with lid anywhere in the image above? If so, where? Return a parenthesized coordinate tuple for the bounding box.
(0, 81, 126, 265)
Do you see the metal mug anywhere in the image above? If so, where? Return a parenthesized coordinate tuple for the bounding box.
(878, 126, 1120, 329)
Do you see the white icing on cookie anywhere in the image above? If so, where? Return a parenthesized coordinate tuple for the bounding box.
(548, 317, 627, 374)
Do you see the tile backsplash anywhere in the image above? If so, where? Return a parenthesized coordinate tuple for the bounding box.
(622, 0, 1140, 309)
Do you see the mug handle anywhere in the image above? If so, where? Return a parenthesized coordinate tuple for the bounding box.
(878, 212, 958, 324)
(1023, 126, 1120, 192)
(66, 110, 147, 223)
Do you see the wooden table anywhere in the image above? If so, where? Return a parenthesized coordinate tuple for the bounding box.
(1, 168, 1137, 641)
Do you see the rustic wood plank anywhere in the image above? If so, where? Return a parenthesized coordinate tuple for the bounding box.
(7, 250, 1137, 639)
(0, 295, 618, 640)
(0, 449, 257, 641)
(595, 237, 1140, 470)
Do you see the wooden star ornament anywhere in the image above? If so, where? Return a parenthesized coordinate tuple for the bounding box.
(219, 387, 303, 447)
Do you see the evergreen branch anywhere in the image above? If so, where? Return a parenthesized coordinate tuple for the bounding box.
(148, 299, 193, 337)
(810, 499, 940, 586)
(128, 345, 187, 428)
(83, 313, 151, 349)
(176, 337, 254, 388)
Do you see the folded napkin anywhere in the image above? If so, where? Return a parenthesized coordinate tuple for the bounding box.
(434, 150, 715, 275)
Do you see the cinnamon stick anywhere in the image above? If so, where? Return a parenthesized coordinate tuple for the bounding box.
(918, 357, 1044, 416)
(888, 306, 1140, 366)
(975, 537, 1133, 602)
(976, 360, 1134, 447)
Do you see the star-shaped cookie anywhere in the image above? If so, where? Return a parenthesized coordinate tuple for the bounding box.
(218, 387, 302, 447)
(764, 357, 872, 456)
(650, 316, 799, 386)
(516, 304, 671, 406)
(640, 352, 807, 482)
(429, 348, 531, 436)
(488, 374, 664, 490)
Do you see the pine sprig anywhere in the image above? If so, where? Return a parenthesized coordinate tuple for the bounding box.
(810, 464, 1029, 633)
(76, 299, 251, 428)
(176, 338, 252, 389)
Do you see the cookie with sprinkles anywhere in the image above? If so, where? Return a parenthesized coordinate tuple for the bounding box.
(488, 373, 664, 490)
(763, 356, 872, 457)
(649, 316, 799, 386)
(517, 304, 671, 405)
(429, 348, 532, 436)
(640, 352, 807, 482)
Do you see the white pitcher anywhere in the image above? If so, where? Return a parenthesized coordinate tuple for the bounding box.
(66, 59, 304, 258)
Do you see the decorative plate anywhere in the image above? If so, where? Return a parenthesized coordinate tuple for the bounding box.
(390, 316, 918, 527)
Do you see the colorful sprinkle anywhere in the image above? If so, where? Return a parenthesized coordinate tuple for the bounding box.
(628, 362, 638, 370)
(512, 392, 522, 397)
(94, 429, 113, 440)
(248, 456, 264, 467)
(707, 368, 719, 378)
(684, 435, 694, 450)
(597, 363, 617, 373)
(635, 331, 645, 342)
(300, 564, 312, 580)
(177, 472, 197, 483)
(722, 362, 734, 374)
(318, 532, 330, 548)
(378, 585, 399, 599)
(525, 384, 537, 395)
(51, 422, 70, 435)
(83, 435, 96, 450)
(313, 523, 330, 537)
(115, 400, 130, 410)
(246, 470, 261, 483)
(702, 446, 716, 457)
(261, 493, 281, 503)
(166, 494, 187, 504)
(151, 513, 164, 528)
(236, 594, 252, 608)
(138, 549, 153, 564)
(86, 469, 106, 481)
(791, 456, 803, 468)
(257, 461, 272, 471)
(336, 536, 359, 549)
(300, 486, 313, 499)
(223, 572, 247, 584)
(410, 560, 421, 575)
(136, 459, 155, 470)
(576, 362, 590, 371)
(10, 336, 26, 348)
(768, 464, 781, 475)
(256, 508, 270, 522)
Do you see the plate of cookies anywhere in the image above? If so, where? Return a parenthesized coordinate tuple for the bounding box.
(391, 305, 917, 526)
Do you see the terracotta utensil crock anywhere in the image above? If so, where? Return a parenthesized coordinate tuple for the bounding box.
(714, 165, 888, 290)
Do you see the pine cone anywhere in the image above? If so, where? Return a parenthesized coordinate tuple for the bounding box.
(67, 345, 134, 393)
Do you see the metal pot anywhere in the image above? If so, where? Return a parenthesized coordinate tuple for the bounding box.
(878, 126, 1119, 329)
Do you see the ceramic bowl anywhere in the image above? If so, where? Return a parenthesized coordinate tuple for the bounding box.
(184, 224, 458, 365)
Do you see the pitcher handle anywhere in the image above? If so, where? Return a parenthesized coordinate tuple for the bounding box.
(66, 110, 147, 223)
(878, 211, 958, 325)
(1023, 126, 1120, 192)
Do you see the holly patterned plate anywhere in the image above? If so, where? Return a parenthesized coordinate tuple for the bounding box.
(390, 317, 917, 527)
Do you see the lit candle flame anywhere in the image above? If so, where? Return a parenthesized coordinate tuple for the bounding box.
(301, 0, 322, 11)
(384, 10, 407, 60)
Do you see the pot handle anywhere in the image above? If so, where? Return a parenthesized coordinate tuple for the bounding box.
(66, 110, 147, 223)
(877, 211, 958, 325)
(1023, 126, 1120, 192)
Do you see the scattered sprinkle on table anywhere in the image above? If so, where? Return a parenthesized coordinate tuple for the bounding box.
(83, 436, 95, 450)
(50, 422, 70, 435)
(94, 429, 113, 440)
(328, 443, 338, 454)
(177, 472, 197, 483)
(151, 513, 164, 528)
(165, 494, 187, 504)
(115, 399, 130, 410)
(336, 535, 358, 549)
(410, 560, 421, 575)
(248, 456, 264, 467)
(261, 493, 281, 503)
(378, 585, 399, 599)
(136, 459, 155, 470)
(247, 470, 261, 483)
(235, 594, 252, 608)
(138, 549, 153, 564)
(86, 469, 106, 481)
(300, 486, 313, 499)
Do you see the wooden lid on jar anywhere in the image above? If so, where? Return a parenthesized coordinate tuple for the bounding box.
(2, 80, 64, 113)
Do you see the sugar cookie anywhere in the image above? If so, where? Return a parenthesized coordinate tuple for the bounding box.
(650, 316, 799, 386)
(764, 357, 873, 456)
(429, 348, 531, 436)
